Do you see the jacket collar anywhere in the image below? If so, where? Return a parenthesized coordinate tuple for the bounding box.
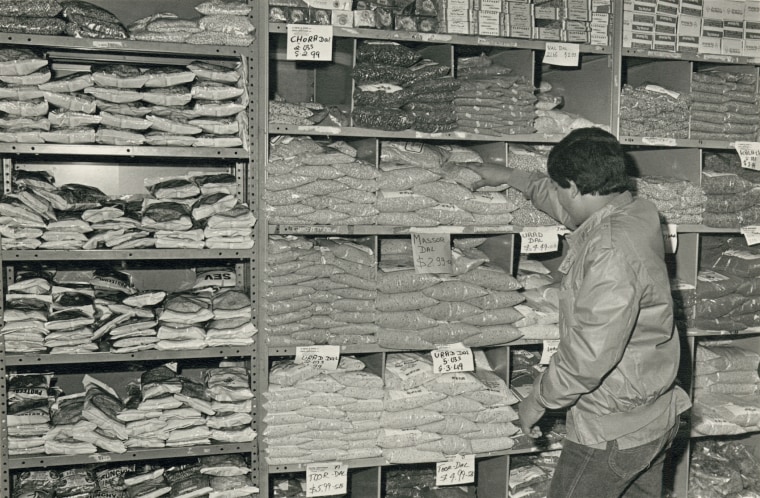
(558, 191, 634, 274)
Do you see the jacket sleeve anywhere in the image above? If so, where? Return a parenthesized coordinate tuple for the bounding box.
(534, 245, 641, 410)
(507, 169, 577, 229)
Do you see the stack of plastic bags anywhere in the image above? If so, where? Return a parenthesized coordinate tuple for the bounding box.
(352, 41, 459, 133)
(634, 175, 705, 225)
(512, 257, 559, 341)
(0, 1, 66, 36)
(7, 373, 52, 455)
(264, 235, 378, 348)
(2, 270, 52, 353)
(508, 452, 560, 498)
(377, 141, 518, 227)
(379, 351, 520, 464)
(204, 364, 257, 444)
(453, 53, 536, 136)
(699, 152, 760, 229)
(691, 342, 760, 437)
(385, 465, 477, 497)
(266, 136, 379, 226)
(0, 51, 248, 147)
(500, 144, 559, 227)
(375, 238, 524, 350)
(689, 439, 760, 497)
(263, 356, 383, 465)
(619, 83, 689, 138)
(689, 70, 760, 141)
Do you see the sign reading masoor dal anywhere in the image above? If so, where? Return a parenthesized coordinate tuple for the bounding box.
(411, 231, 452, 274)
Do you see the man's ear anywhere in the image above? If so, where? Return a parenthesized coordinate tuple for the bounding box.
(568, 180, 580, 198)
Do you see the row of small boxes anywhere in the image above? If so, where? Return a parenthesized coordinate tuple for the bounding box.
(269, 0, 608, 43)
(624, 0, 760, 57)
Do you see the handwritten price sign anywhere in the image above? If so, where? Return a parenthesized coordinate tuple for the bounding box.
(662, 223, 677, 254)
(411, 231, 452, 274)
(540, 339, 560, 365)
(741, 226, 760, 246)
(306, 462, 347, 497)
(544, 42, 579, 66)
(431, 343, 474, 373)
(734, 142, 760, 171)
(436, 455, 475, 486)
(520, 227, 560, 254)
(287, 24, 333, 61)
(295, 345, 340, 370)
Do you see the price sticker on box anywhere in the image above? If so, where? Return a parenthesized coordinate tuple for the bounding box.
(544, 42, 579, 66)
(431, 343, 474, 373)
(306, 462, 347, 497)
(295, 345, 340, 370)
(741, 226, 760, 246)
(436, 454, 476, 486)
(734, 142, 760, 171)
(411, 231, 452, 274)
(520, 227, 560, 254)
(287, 24, 333, 61)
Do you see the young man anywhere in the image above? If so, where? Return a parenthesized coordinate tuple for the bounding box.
(468, 128, 691, 498)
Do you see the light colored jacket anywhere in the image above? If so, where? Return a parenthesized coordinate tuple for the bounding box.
(510, 170, 691, 448)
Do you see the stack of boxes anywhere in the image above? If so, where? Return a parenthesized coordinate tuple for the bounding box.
(268, 0, 610, 44)
(625, 0, 760, 57)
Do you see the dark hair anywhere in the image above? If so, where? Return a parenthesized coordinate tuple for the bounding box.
(546, 127, 631, 196)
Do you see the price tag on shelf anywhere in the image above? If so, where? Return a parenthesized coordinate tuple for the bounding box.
(544, 42, 579, 66)
(287, 24, 333, 61)
(436, 454, 476, 486)
(520, 227, 560, 254)
(411, 231, 452, 274)
(540, 339, 560, 365)
(431, 343, 474, 374)
(305, 462, 347, 497)
(741, 226, 760, 246)
(295, 345, 340, 370)
(663, 223, 678, 254)
(733, 141, 760, 171)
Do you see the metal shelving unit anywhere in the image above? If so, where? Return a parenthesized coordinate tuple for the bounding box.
(0, 2, 261, 497)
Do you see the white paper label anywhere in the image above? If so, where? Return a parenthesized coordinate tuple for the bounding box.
(544, 42, 580, 66)
(295, 345, 340, 370)
(306, 462, 347, 496)
(644, 84, 680, 99)
(412, 231, 453, 274)
(663, 224, 678, 253)
(734, 142, 760, 171)
(741, 226, 760, 246)
(431, 343, 474, 373)
(436, 455, 476, 486)
(287, 24, 333, 61)
(520, 227, 560, 253)
(540, 339, 560, 365)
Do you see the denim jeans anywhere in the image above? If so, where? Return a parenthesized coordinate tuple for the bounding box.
(546, 423, 679, 498)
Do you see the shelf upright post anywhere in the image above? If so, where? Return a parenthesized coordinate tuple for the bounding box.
(0, 156, 8, 498)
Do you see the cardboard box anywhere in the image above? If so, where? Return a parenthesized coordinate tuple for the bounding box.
(654, 32, 677, 50)
(722, 37, 743, 55)
(631, 30, 654, 48)
(331, 9, 353, 25)
(677, 14, 702, 36)
(724, 0, 746, 21)
(680, 0, 703, 17)
(535, 5, 559, 19)
(743, 28, 760, 57)
(478, 9, 502, 35)
(655, 13, 678, 33)
(477, 0, 503, 11)
(746, 1, 760, 22)
(567, 0, 590, 20)
(678, 34, 700, 52)
(565, 29, 590, 42)
(656, 0, 679, 15)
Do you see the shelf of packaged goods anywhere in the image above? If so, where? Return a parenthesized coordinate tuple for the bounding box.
(686, 327, 760, 338)
(266, 339, 545, 357)
(4, 346, 254, 366)
(267, 124, 563, 143)
(0, 32, 247, 58)
(1, 249, 254, 261)
(622, 47, 758, 65)
(619, 136, 744, 150)
(268, 23, 611, 54)
(0, 144, 248, 158)
(265, 442, 563, 474)
(268, 224, 517, 236)
(8, 443, 255, 469)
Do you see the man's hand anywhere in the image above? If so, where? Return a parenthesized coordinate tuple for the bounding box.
(465, 163, 515, 190)
(518, 393, 546, 439)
